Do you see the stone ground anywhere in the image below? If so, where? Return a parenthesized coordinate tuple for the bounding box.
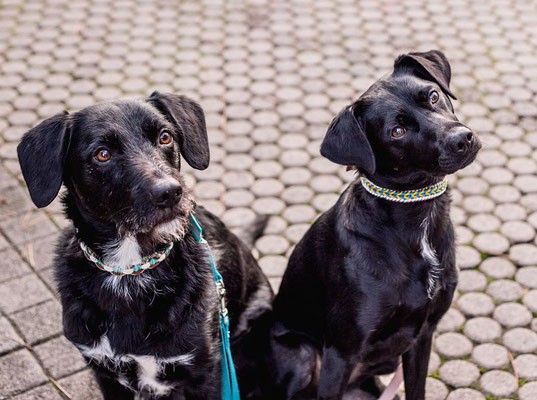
(1, 0, 537, 398)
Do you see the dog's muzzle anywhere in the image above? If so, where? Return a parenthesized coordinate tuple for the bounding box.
(439, 128, 481, 173)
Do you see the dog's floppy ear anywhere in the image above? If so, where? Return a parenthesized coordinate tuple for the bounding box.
(320, 105, 376, 174)
(147, 91, 210, 170)
(394, 50, 457, 100)
(17, 112, 71, 208)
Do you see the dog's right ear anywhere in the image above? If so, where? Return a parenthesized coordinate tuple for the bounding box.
(17, 111, 70, 208)
(320, 105, 376, 174)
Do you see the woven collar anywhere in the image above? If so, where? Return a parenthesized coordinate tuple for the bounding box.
(80, 241, 173, 276)
(360, 176, 448, 203)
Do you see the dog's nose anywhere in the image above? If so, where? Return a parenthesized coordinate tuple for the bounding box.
(447, 129, 475, 154)
(150, 181, 182, 208)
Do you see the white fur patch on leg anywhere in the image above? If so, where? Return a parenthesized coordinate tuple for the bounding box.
(420, 217, 442, 299)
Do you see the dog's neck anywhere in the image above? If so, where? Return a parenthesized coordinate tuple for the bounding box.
(63, 191, 168, 268)
(63, 191, 118, 251)
(343, 172, 451, 233)
(361, 171, 444, 192)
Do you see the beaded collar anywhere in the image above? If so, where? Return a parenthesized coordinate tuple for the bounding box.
(80, 241, 173, 276)
(360, 176, 448, 203)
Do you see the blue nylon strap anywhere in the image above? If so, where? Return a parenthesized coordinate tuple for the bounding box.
(189, 213, 241, 400)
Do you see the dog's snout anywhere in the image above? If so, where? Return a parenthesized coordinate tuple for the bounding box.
(150, 181, 182, 208)
(447, 129, 475, 154)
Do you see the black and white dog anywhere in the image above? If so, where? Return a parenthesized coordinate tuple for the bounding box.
(17, 92, 273, 400)
(268, 50, 481, 400)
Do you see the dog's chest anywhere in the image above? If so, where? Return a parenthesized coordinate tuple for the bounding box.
(77, 335, 194, 396)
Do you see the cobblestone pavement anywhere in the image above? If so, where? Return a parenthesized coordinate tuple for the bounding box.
(1, 0, 537, 399)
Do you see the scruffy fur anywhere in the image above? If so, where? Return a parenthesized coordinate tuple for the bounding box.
(267, 51, 481, 400)
(17, 92, 273, 400)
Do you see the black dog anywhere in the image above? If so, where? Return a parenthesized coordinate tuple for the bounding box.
(268, 50, 481, 400)
(17, 92, 273, 400)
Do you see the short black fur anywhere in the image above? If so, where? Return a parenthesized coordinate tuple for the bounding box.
(268, 50, 481, 400)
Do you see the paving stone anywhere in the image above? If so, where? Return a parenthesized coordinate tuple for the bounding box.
(456, 246, 481, 269)
(454, 226, 473, 245)
(428, 351, 440, 374)
(479, 257, 516, 279)
(258, 255, 287, 278)
(515, 354, 537, 379)
(1, 212, 58, 246)
(464, 317, 502, 343)
(281, 186, 314, 205)
(500, 221, 535, 243)
(523, 290, 537, 313)
(252, 197, 286, 215)
(472, 343, 509, 369)
(222, 189, 254, 208)
(0, 316, 22, 354)
(58, 369, 103, 400)
(434, 332, 473, 359)
(36, 267, 57, 294)
(439, 359, 480, 387)
(424, 377, 448, 400)
(11, 384, 63, 400)
(520, 382, 537, 400)
(462, 196, 494, 214)
(0, 247, 32, 283)
(20, 234, 59, 271)
(256, 235, 290, 255)
(0, 185, 35, 220)
(0, 349, 47, 397)
(446, 388, 485, 400)
(279, 169, 313, 187)
(479, 370, 518, 397)
(11, 300, 62, 344)
(467, 213, 500, 233)
(503, 328, 537, 353)
(251, 179, 284, 198)
(473, 233, 509, 255)
(510, 244, 537, 266)
(457, 292, 494, 317)
(516, 266, 537, 289)
(436, 308, 466, 333)
(457, 270, 487, 293)
(0, 274, 53, 313)
(284, 224, 310, 244)
(487, 279, 523, 303)
(35, 336, 86, 378)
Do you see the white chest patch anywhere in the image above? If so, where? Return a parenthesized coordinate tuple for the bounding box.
(420, 217, 442, 299)
(101, 236, 152, 299)
(77, 335, 194, 396)
(104, 235, 142, 269)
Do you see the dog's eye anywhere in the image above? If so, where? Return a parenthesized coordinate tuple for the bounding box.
(159, 130, 173, 145)
(429, 90, 439, 104)
(95, 148, 111, 162)
(391, 126, 406, 138)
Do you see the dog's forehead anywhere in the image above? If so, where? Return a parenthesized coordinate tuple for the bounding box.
(74, 99, 164, 134)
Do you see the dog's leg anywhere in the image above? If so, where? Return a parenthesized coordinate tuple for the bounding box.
(317, 346, 353, 400)
(402, 329, 433, 400)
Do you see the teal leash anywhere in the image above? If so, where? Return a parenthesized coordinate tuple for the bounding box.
(189, 213, 241, 400)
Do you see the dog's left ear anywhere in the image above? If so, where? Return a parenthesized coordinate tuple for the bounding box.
(147, 91, 210, 170)
(394, 50, 457, 100)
